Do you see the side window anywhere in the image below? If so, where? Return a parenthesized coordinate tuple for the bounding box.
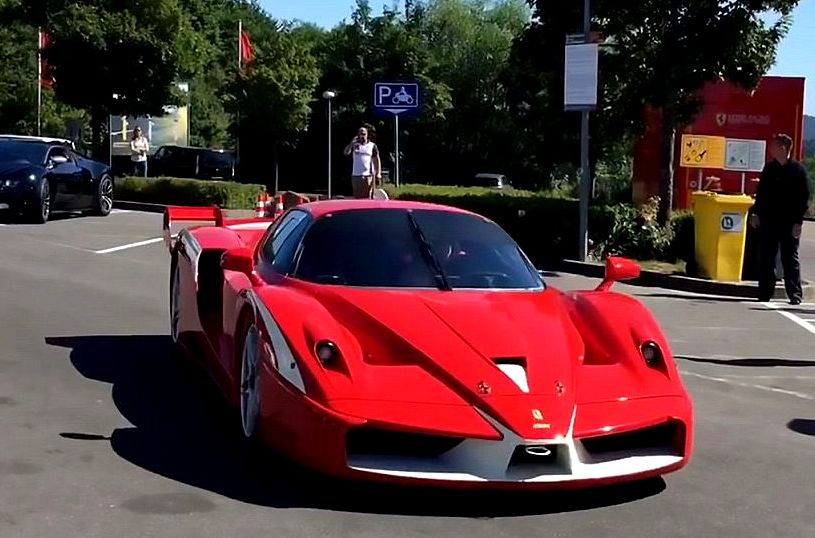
(271, 216, 311, 274)
(260, 210, 310, 267)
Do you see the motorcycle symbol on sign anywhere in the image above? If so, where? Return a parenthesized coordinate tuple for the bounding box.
(392, 87, 415, 105)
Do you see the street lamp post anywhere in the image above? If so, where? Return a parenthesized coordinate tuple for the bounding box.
(322, 90, 336, 198)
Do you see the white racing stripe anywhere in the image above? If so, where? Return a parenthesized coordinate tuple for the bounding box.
(94, 237, 164, 254)
(681, 370, 815, 401)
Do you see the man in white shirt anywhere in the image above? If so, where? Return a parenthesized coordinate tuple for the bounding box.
(343, 126, 381, 198)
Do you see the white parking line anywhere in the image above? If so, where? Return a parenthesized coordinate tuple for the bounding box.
(761, 302, 815, 336)
(94, 237, 164, 254)
(681, 370, 815, 400)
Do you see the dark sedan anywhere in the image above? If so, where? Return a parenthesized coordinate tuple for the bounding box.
(0, 136, 114, 223)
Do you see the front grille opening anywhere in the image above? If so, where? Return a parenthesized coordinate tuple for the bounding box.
(506, 444, 570, 479)
(579, 420, 683, 459)
(346, 427, 464, 459)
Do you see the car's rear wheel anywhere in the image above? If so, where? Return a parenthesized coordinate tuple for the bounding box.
(240, 324, 262, 439)
(91, 174, 114, 216)
(169, 257, 181, 343)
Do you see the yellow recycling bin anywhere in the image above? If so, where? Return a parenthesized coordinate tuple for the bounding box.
(691, 191, 755, 282)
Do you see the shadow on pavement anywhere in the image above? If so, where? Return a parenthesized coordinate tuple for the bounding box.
(0, 211, 88, 225)
(677, 356, 815, 368)
(787, 419, 815, 437)
(47, 334, 667, 517)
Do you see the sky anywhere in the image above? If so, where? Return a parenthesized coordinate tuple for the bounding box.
(260, 0, 814, 114)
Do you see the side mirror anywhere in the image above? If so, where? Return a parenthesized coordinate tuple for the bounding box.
(221, 247, 254, 276)
(596, 256, 640, 291)
(49, 155, 69, 166)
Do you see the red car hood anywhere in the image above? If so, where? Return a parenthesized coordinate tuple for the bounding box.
(303, 285, 583, 438)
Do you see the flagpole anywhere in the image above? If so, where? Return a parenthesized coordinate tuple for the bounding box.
(37, 28, 42, 136)
(236, 19, 241, 172)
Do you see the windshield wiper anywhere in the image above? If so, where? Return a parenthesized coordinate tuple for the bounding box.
(406, 211, 451, 291)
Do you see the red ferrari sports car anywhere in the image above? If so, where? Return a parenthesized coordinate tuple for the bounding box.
(163, 198, 693, 489)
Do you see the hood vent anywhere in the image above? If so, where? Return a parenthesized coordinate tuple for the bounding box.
(493, 357, 529, 393)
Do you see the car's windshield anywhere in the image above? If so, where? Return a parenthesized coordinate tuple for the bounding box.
(0, 141, 48, 165)
(293, 208, 543, 290)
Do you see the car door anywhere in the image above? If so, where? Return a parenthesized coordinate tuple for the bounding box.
(44, 146, 82, 210)
(71, 150, 98, 207)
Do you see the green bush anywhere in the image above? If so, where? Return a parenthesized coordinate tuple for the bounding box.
(589, 197, 674, 261)
(388, 185, 670, 266)
(667, 211, 695, 263)
(115, 177, 684, 267)
(115, 176, 265, 209)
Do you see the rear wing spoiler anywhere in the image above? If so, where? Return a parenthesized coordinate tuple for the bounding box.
(163, 205, 280, 251)
(163, 205, 225, 250)
(163, 193, 315, 251)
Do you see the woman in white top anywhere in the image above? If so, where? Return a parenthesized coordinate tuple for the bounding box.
(130, 126, 149, 177)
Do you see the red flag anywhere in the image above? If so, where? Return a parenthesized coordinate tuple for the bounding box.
(39, 30, 54, 88)
(239, 28, 254, 71)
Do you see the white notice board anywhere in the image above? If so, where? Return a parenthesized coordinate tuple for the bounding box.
(724, 138, 767, 172)
(564, 43, 599, 109)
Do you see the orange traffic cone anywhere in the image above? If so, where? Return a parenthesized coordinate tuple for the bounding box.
(274, 194, 284, 218)
(255, 193, 268, 218)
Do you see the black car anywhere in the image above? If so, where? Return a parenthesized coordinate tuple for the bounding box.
(150, 145, 236, 180)
(0, 136, 114, 223)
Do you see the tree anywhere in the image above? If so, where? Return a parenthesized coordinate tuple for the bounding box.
(27, 0, 193, 158)
(415, 0, 531, 184)
(514, 1, 798, 218)
(596, 0, 799, 223)
(224, 11, 321, 183)
(307, 0, 452, 188)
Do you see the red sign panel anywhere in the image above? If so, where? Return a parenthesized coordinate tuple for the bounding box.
(632, 76, 806, 210)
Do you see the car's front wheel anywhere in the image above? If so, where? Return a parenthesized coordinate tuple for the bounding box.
(26, 179, 52, 224)
(239, 324, 262, 440)
(90, 174, 114, 216)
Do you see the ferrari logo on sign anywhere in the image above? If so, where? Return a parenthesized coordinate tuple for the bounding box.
(716, 113, 727, 127)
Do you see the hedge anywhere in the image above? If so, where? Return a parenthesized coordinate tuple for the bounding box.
(113, 177, 689, 268)
(115, 176, 265, 209)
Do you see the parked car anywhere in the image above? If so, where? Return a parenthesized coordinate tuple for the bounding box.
(150, 145, 236, 180)
(0, 135, 114, 223)
(470, 173, 513, 189)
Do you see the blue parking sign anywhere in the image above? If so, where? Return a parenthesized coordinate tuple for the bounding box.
(373, 82, 421, 117)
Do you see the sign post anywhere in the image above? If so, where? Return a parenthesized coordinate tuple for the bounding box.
(563, 0, 598, 262)
(373, 81, 421, 188)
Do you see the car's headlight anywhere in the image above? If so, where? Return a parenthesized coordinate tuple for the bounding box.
(28, 174, 37, 181)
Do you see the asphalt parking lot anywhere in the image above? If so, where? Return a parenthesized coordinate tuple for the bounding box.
(1, 210, 814, 538)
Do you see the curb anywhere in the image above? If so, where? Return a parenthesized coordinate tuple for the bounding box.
(550, 259, 815, 301)
(114, 200, 167, 213)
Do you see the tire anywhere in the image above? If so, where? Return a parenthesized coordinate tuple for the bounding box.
(239, 323, 262, 440)
(90, 174, 114, 216)
(169, 255, 181, 343)
(26, 179, 52, 224)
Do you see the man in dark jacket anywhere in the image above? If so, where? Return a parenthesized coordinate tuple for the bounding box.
(750, 134, 811, 304)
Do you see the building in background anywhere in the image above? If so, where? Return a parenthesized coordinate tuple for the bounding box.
(632, 76, 806, 210)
